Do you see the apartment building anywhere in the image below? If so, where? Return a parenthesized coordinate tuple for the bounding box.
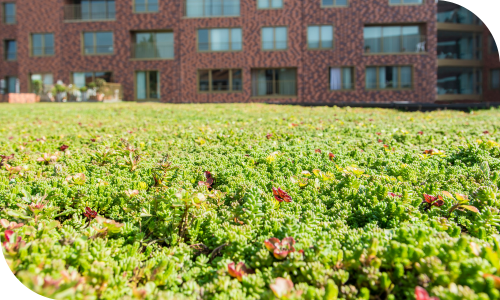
(0, 0, 498, 104)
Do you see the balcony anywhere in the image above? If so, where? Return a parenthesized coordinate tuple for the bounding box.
(132, 42, 174, 59)
(252, 80, 297, 96)
(63, 1, 116, 21)
(364, 33, 427, 54)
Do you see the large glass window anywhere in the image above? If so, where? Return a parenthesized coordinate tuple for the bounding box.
(83, 32, 114, 55)
(72, 72, 113, 88)
(198, 28, 242, 52)
(490, 69, 500, 90)
(437, 31, 481, 60)
(329, 67, 354, 90)
(251, 68, 297, 96)
(64, 0, 116, 21)
(257, 0, 282, 9)
(134, 0, 159, 12)
(185, 0, 240, 17)
(30, 74, 54, 94)
(307, 25, 334, 49)
(437, 1, 481, 25)
(437, 67, 482, 95)
(321, 0, 348, 7)
(389, 0, 422, 5)
(365, 66, 413, 90)
(262, 27, 287, 50)
(4, 40, 16, 61)
(136, 71, 160, 100)
(198, 69, 242, 92)
(364, 25, 425, 54)
(2, 3, 15, 24)
(132, 32, 174, 59)
(31, 33, 55, 56)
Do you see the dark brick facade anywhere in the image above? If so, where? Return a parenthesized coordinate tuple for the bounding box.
(0, 0, 498, 104)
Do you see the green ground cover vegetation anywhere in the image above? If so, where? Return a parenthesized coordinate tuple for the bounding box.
(1, 103, 500, 300)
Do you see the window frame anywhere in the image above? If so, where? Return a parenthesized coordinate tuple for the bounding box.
(30, 33, 55, 57)
(251, 68, 298, 97)
(256, 0, 283, 10)
(328, 66, 355, 91)
(70, 71, 114, 88)
(184, 0, 241, 18)
(133, 0, 159, 13)
(4, 39, 17, 61)
(197, 69, 243, 93)
(388, 0, 423, 6)
(320, 0, 349, 8)
(365, 65, 414, 91)
(363, 24, 426, 55)
(307, 24, 335, 50)
(261, 26, 288, 51)
(2, 2, 15, 24)
(29, 73, 54, 94)
(134, 70, 161, 101)
(5, 76, 18, 93)
(82, 31, 114, 56)
(197, 28, 243, 52)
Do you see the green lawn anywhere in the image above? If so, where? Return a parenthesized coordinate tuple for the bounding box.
(1, 103, 500, 300)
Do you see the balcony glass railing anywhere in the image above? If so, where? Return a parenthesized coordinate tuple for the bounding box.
(364, 34, 427, 54)
(437, 3, 481, 25)
(185, 0, 240, 17)
(252, 80, 297, 96)
(132, 42, 174, 59)
(63, 2, 116, 21)
(437, 67, 482, 95)
(32, 47, 55, 56)
(437, 31, 482, 60)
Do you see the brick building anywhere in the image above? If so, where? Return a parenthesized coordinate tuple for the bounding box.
(0, 0, 498, 104)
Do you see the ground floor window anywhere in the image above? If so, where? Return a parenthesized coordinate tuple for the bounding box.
(490, 69, 500, 90)
(136, 71, 160, 100)
(365, 66, 412, 90)
(30, 73, 54, 94)
(437, 67, 482, 95)
(4, 76, 19, 93)
(329, 67, 354, 90)
(251, 68, 296, 96)
(72, 72, 113, 88)
(198, 69, 242, 92)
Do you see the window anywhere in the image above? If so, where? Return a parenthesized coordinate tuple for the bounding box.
(364, 25, 425, 54)
(198, 28, 242, 52)
(251, 68, 297, 96)
(257, 0, 282, 9)
(31, 34, 55, 56)
(132, 32, 174, 59)
(437, 31, 481, 60)
(262, 27, 287, 50)
(437, 2, 481, 25)
(83, 32, 114, 55)
(308, 25, 334, 49)
(134, 0, 158, 12)
(437, 67, 482, 95)
(72, 72, 113, 88)
(4, 40, 16, 61)
(185, 0, 240, 17)
(365, 66, 413, 90)
(5, 76, 18, 93)
(490, 35, 498, 54)
(389, 0, 422, 5)
(2, 3, 15, 24)
(321, 0, 348, 7)
(64, 0, 116, 21)
(136, 71, 160, 100)
(329, 67, 354, 90)
(30, 73, 54, 94)
(198, 69, 242, 92)
(490, 69, 500, 90)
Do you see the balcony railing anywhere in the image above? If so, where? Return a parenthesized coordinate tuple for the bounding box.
(6, 52, 16, 61)
(252, 80, 297, 96)
(185, 0, 240, 17)
(198, 42, 242, 51)
(364, 35, 427, 54)
(132, 42, 174, 59)
(63, 3, 116, 21)
(32, 47, 55, 56)
(4, 15, 15, 24)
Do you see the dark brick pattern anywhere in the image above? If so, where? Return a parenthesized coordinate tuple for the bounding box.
(0, 0, 495, 103)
